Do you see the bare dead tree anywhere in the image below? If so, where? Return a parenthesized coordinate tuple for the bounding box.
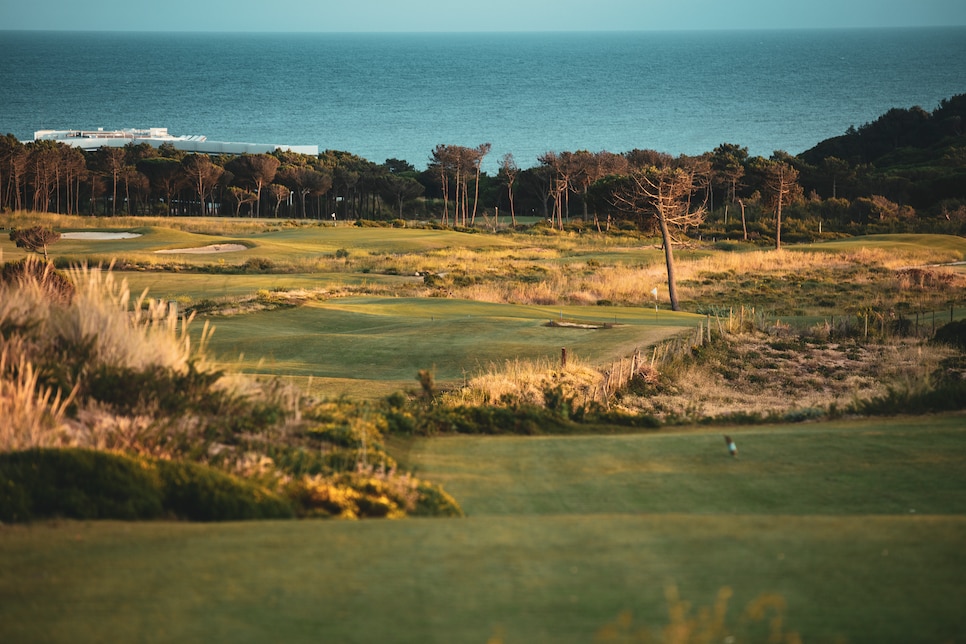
(181, 154, 224, 216)
(268, 183, 291, 218)
(610, 161, 708, 311)
(763, 159, 801, 250)
(470, 143, 491, 225)
(499, 152, 519, 227)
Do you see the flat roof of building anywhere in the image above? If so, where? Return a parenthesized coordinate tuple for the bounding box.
(33, 128, 319, 156)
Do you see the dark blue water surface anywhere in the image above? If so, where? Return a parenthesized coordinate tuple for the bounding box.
(1, 29, 964, 170)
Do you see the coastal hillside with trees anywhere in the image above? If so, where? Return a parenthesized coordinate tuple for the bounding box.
(1, 95, 964, 239)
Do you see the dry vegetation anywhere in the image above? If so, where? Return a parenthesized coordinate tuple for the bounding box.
(4, 220, 964, 432)
(424, 243, 964, 421)
(0, 257, 464, 520)
(619, 332, 958, 422)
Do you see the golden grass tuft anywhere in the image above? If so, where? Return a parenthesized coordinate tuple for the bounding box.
(0, 345, 77, 451)
(61, 263, 210, 373)
(443, 354, 606, 408)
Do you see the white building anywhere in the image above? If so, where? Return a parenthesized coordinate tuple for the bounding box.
(33, 127, 319, 156)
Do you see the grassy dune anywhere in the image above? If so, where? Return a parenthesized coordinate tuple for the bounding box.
(2, 416, 964, 643)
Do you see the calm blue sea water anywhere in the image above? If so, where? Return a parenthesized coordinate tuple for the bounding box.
(1, 29, 964, 171)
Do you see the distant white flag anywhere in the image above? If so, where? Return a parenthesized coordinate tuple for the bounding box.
(650, 287, 658, 297)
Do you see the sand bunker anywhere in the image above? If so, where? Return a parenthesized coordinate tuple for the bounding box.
(61, 232, 142, 240)
(155, 243, 247, 254)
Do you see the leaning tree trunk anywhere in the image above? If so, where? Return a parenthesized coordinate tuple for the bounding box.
(657, 212, 680, 312)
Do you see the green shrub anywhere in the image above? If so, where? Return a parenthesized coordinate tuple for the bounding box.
(933, 319, 966, 350)
(384, 409, 417, 434)
(412, 481, 464, 517)
(850, 379, 966, 416)
(155, 460, 293, 521)
(782, 407, 826, 423)
(0, 449, 293, 523)
(86, 363, 223, 415)
(699, 411, 771, 426)
(0, 448, 163, 522)
(413, 404, 569, 436)
(319, 448, 396, 473)
(589, 410, 662, 429)
(241, 257, 275, 272)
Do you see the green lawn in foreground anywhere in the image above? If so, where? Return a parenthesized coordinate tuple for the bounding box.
(1, 416, 964, 643)
(398, 415, 966, 516)
(200, 297, 700, 395)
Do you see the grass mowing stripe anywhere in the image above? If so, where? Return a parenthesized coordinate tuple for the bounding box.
(2, 515, 964, 643)
(403, 416, 966, 516)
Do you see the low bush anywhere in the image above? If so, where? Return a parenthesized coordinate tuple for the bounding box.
(0, 448, 163, 522)
(588, 410, 662, 429)
(283, 464, 461, 519)
(411, 404, 566, 436)
(241, 257, 275, 272)
(155, 459, 294, 521)
(849, 379, 966, 416)
(86, 363, 223, 415)
(933, 319, 966, 350)
(0, 448, 293, 523)
(412, 480, 464, 517)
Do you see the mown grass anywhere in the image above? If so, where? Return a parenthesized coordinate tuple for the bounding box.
(2, 416, 965, 643)
(201, 297, 700, 393)
(399, 415, 966, 516)
(118, 271, 419, 302)
(801, 233, 966, 259)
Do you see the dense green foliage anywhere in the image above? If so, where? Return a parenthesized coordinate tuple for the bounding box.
(2, 95, 964, 237)
(0, 448, 293, 522)
(934, 318, 966, 350)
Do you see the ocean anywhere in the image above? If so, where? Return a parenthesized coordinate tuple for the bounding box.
(1, 28, 964, 171)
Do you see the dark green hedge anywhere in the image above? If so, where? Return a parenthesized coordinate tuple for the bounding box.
(0, 448, 293, 523)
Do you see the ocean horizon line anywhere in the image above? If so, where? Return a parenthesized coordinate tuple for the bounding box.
(2, 25, 965, 36)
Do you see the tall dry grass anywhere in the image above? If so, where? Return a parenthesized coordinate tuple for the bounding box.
(63, 263, 212, 373)
(0, 343, 77, 450)
(0, 260, 213, 452)
(443, 353, 610, 409)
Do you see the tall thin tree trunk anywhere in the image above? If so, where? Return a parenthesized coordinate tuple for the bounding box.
(739, 199, 748, 241)
(775, 198, 783, 250)
(657, 212, 680, 312)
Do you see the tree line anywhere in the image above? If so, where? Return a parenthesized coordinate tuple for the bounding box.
(1, 94, 963, 237)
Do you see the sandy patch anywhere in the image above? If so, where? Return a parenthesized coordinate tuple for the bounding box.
(61, 232, 142, 240)
(155, 244, 247, 254)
